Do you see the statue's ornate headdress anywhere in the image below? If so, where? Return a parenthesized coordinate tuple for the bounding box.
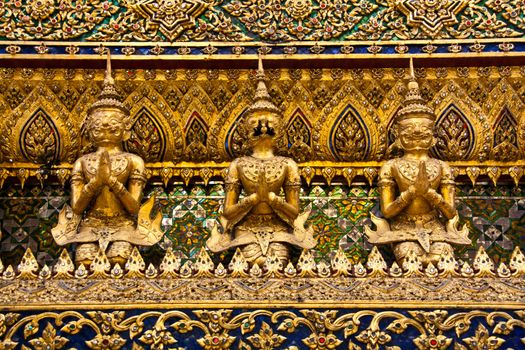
(87, 51, 130, 116)
(238, 56, 285, 153)
(397, 58, 435, 121)
(82, 51, 132, 145)
(245, 56, 282, 117)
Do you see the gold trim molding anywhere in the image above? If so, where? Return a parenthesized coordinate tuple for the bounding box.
(3, 246, 524, 308)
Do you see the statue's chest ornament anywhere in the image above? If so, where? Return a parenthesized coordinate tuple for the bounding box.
(239, 157, 287, 185)
(397, 159, 441, 183)
(84, 154, 129, 177)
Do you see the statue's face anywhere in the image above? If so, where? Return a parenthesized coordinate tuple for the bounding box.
(397, 116, 434, 152)
(89, 108, 127, 146)
(246, 111, 280, 141)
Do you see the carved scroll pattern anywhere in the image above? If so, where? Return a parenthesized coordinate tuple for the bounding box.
(0, 309, 523, 350)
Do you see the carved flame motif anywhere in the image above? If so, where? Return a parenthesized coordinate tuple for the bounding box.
(129, 0, 212, 41)
(491, 107, 520, 161)
(432, 105, 474, 161)
(20, 109, 60, 164)
(395, 0, 469, 38)
(287, 109, 312, 162)
(184, 112, 208, 161)
(125, 108, 165, 162)
(330, 106, 369, 161)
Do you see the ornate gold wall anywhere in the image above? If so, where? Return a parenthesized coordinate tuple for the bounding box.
(0, 1, 524, 349)
(1, 65, 524, 187)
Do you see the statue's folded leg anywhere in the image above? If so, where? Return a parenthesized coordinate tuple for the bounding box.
(242, 242, 289, 266)
(76, 243, 99, 266)
(393, 242, 424, 264)
(394, 241, 454, 265)
(107, 241, 133, 265)
(428, 242, 453, 264)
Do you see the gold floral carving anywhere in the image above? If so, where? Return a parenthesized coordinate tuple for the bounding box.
(2, 246, 525, 306)
(395, 0, 469, 37)
(184, 111, 209, 161)
(486, 81, 525, 162)
(0, 0, 120, 40)
(0, 309, 523, 349)
(20, 109, 60, 164)
(286, 108, 313, 162)
(433, 105, 474, 160)
(223, 0, 377, 41)
(0, 67, 522, 186)
(0, 0, 522, 41)
(127, 0, 214, 41)
(330, 106, 370, 161)
(492, 107, 520, 161)
(124, 108, 167, 162)
(0, 248, 523, 348)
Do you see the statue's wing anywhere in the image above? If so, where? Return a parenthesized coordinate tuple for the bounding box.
(135, 195, 164, 245)
(444, 215, 471, 245)
(364, 213, 392, 243)
(206, 222, 231, 253)
(51, 205, 82, 245)
(292, 210, 317, 249)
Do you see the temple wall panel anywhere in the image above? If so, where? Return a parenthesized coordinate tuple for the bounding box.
(0, 0, 524, 345)
(0, 66, 524, 265)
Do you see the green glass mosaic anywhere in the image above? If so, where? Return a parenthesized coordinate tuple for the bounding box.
(0, 183, 523, 266)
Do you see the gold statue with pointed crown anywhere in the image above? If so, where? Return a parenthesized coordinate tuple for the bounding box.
(365, 58, 470, 265)
(206, 57, 317, 266)
(51, 52, 163, 265)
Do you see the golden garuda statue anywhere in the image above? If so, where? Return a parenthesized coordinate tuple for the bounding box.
(366, 58, 471, 265)
(52, 53, 163, 265)
(206, 58, 317, 266)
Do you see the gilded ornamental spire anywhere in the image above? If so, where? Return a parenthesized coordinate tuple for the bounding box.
(87, 50, 129, 116)
(245, 56, 281, 116)
(397, 57, 434, 120)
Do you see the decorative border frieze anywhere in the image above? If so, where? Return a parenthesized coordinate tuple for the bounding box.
(2, 246, 524, 307)
(1, 41, 525, 59)
(0, 162, 523, 188)
(0, 308, 524, 350)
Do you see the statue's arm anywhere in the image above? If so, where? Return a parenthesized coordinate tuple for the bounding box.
(222, 160, 257, 224)
(270, 159, 300, 220)
(71, 158, 99, 215)
(427, 162, 456, 219)
(379, 162, 415, 219)
(108, 155, 145, 215)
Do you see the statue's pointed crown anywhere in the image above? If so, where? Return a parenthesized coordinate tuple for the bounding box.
(245, 56, 281, 116)
(397, 57, 434, 121)
(87, 50, 129, 116)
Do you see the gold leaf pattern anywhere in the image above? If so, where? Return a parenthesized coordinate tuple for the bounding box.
(20, 109, 60, 164)
(432, 105, 474, 161)
(125, 108, 165, 162)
